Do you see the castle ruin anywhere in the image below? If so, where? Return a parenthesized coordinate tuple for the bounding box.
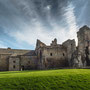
(0, 25, 90, 71)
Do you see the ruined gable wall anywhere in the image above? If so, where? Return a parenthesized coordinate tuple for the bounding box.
(62, 39, 76, 66)
(41, 46, 68, 69)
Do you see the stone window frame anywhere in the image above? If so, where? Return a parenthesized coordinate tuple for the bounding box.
(13, 65, 15, 69)
(28, 61, 30, 64)
(63, 53, 65, 56)
(50, 53, 53, 56)
(13, 61, 16, 63)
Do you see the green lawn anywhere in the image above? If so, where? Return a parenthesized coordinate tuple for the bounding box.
(0, 69, 90, 90)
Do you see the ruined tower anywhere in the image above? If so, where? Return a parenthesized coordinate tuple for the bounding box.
(77, 25, 90, 67)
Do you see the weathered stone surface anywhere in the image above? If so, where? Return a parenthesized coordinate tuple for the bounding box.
(0, 54, 10, 71)
(20, 55, 38, 70)
(0, 25, 90, 71)
(62, 39, 76, 67)
(77, 25, 90, 67)
(9, 56, 20, 71)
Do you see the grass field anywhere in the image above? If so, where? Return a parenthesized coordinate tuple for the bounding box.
(0, 69, 90, 90)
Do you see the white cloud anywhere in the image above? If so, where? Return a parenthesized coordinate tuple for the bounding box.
(46, 5, 51, 10)
(64, 3, 78, 45)
(5, 2, 78, 48)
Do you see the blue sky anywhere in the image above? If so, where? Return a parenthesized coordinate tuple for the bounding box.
(0, 0, 90, 50)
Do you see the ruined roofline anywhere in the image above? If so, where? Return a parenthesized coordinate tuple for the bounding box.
(36, 39, 46, 50)
(63, 39, 75, 42)
(36, 25, 90, 48)
(36, 38, 75, 47)
(77, 25, 90, 34)
(0, 25, 89, 51)
(36, 38, 75, 49)
(80, 25, 90, 30)
(62, 39, 76, 49)
(0, 49, 36, 56)
(0, 48, 35, 55)
(0, 47, 31, 51)
(36, 39, 46, 46)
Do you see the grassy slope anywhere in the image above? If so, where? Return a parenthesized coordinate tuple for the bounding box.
(0, 69, 90, 90)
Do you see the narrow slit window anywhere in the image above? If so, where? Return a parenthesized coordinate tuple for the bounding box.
(63, 53, 65, 56)
(13, 65, 15, 69)
(28, 61, 30, 64)
(50, 53, 52, 56)
(13, 61, 16, 63)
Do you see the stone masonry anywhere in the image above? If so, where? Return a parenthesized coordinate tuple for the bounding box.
(0, 25, 90, 71)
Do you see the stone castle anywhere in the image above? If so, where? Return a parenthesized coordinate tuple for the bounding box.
(0, 25, 90, 71)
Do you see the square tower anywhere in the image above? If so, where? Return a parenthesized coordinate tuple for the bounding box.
(77, 25, 90, 66)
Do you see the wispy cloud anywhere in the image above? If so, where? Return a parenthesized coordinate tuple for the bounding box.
(64, 3, 78, 45)
(0, 0, 88, 49)
(7, 2, 78, 47)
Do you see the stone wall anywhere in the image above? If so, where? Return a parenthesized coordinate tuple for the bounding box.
(0, 48, 37, 71)
(0, 25, 90, 71)
(0, 54, 11, 71)
(20, 56, 38, 70)
(77, 25, 90, 66)
(62, 39, 76, 66)
(0, 48, 30, 55)
(9, 56, 20, 71)
(37, 43, 68, 69)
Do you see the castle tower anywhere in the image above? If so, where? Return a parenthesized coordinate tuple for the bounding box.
(77, 25, 90, 66)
